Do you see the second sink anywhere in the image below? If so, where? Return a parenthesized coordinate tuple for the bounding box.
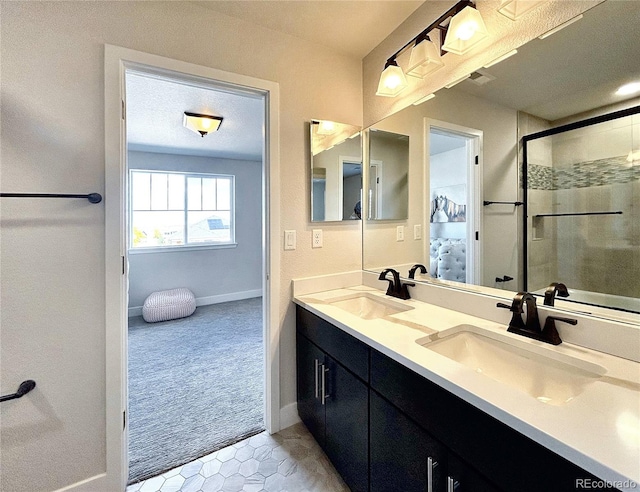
(328, 292, 413, 320)
(418, 325, 606, 406)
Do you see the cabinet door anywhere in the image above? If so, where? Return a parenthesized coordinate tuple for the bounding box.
(296, 333, 326, 447)
(370, 390, 446, 492)
(446, 453, 501, 492)
(324, 356, 369, 492)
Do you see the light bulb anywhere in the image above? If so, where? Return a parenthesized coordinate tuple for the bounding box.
(455, 20, 479, 41)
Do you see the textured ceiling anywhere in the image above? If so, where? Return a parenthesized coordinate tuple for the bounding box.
(195, 0, 424, 58)
(126, 73, 265, 160)
(453, 1, 640, 122)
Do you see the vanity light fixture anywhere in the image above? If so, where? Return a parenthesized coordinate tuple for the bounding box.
(375, 0, 488, 97)
(412, 93, 436, 106)
(376, 60, 409, 97)
(441, 4, 489, 55)
(317, 120, 338, 135)
(483, 49, 518, 68)
(407, 35, 444, 78)
(539, 14, 583, 40)
(498, 0, 547, 20)
(615, 82, 640, 96)
(183, 112, 223, 137)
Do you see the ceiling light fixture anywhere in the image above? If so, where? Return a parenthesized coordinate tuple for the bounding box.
(539, 14, 583, 40)
(375, 1, 488, 97)
(483, 49, 518, 68)
(498, 0, 547, 20)
(615, 82, 640, 97)
(183, 112, 223, 137)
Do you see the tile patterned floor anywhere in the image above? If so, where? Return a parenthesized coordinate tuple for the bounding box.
(126, 422, 349, 492)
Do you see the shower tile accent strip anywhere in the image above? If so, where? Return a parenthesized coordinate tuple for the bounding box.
(527, 156, 640, 190)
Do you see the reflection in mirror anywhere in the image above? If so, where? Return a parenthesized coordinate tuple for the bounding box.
(362, 1, 640, 320)
(310, 120, 362, 222)
(367, 129, 409, 220)
(524, 109, 640, 313)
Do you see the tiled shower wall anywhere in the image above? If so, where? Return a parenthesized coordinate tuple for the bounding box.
(525, 113, 640, 298)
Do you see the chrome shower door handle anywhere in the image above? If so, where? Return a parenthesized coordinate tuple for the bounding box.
(427, 456, 439, 492)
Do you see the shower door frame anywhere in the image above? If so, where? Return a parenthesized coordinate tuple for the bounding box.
(521, 103, 640, 297)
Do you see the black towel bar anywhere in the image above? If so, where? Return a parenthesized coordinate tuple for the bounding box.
(534, 211, 622, 217)
(483, 200, 524, 206)
(0, 192, 102, 203)
(0, 380, 36, 403)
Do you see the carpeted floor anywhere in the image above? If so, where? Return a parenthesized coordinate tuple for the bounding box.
(127, 297, 264, 484)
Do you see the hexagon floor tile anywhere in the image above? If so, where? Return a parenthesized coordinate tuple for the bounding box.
(127, 422, 348, 491)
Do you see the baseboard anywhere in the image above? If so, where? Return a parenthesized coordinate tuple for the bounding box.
(279, 402, 300, 430)
(52, 474, 107, 492)
(128, 289, 263, 317)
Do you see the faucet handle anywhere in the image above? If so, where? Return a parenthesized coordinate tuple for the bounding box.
(496, 302, 511, 310)
(541, 316, 577, 346)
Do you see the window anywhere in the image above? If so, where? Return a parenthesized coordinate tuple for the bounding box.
(130, 170, 235, 249)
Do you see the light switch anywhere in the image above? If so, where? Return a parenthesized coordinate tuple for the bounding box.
(284, 230, 296, 250)
(414, 224, 422, 240)
(396, 226, 404, 241)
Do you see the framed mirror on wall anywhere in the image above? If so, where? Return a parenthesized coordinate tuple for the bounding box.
(361, 0, 640, 322)
(310, 120, 362, 222)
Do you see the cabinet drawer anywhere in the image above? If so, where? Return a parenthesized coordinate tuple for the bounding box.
(296, 305, 369, 382)
(370, 349, 618, 492)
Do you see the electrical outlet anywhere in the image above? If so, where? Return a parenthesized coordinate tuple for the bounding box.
(414, 224, 422, 240)
(312, 229, 323, 248)
(284, 230, 296, 250)
(396, 226, 404, 241)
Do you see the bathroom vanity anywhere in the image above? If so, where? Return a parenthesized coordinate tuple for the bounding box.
(293, 276, 640, 492)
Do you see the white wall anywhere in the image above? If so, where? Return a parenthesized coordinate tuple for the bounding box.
(0, 2, 362, 491)
(127, 152, 262, 311)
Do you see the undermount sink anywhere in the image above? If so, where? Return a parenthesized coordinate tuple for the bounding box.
(327, 292, 413, 320)
(418, 325, 606, 406)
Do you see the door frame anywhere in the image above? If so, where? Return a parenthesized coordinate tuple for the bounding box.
(424, 118, 483, 284)
(104, 45, 281, 490)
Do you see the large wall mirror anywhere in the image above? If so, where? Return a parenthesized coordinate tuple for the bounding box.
(310, 120, 362, 222)
(362, 0, 640, 322)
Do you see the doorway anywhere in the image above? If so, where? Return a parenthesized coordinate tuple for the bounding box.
(426, 120, 482, 284)
(123, 69, 267, 483)
(104, 45, 281, 490)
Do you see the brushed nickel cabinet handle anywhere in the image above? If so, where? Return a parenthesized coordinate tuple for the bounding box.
(447, 476, 459, 492)
(321, 364, 328, 405)
(427, 457, 439, 492)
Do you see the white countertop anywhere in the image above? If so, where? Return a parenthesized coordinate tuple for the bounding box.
(294, 285, 640, 491)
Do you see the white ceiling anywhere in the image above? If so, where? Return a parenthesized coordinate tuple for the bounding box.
(126, 1, 423, 159)
(453, 1, 640, 122)
(126, 73, 265, 160)
(195, 1, 424, 58)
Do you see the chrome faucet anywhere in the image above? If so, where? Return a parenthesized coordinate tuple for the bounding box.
(408, 264, 427, 279)
(543, 282, 570, 306)
(497, 292, 577, 345)
(379, 268, 414, 300)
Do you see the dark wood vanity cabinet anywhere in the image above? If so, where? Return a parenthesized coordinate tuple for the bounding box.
(296, 306, 619, 492)
(296, 308, 369, 492)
